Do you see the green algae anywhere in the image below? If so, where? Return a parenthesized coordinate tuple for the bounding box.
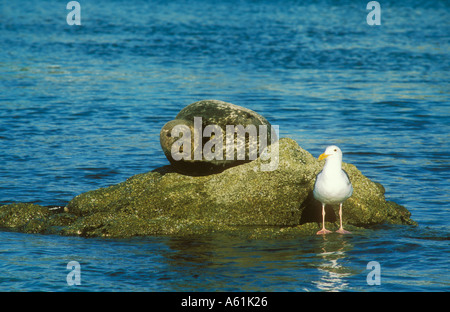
(0, 138, 416, 238)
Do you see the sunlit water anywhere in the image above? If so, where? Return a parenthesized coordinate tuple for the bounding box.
(0, 0, 448, 291)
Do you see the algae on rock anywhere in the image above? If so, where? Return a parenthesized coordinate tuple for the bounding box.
(0, 138, 416, 238)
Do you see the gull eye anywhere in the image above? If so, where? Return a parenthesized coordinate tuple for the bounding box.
(334, 149, 337, 152)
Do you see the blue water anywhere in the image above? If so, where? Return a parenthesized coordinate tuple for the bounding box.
(0, 0, 449, 292)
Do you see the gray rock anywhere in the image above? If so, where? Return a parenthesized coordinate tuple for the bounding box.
(160, 100, 276, 175)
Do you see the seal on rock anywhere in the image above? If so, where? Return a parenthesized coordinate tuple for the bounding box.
(160, 100, 276, 175)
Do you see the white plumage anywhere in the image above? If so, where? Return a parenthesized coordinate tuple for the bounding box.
(313, 145, 353, 235)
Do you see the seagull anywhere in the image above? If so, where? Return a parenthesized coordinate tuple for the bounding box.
(313, 145, 353, 235)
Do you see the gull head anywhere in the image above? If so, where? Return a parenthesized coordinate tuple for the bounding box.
(318, 145, 343, 161)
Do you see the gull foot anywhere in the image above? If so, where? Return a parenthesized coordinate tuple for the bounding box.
(316, 229, 332, 235)
(336, 229, 352, 234)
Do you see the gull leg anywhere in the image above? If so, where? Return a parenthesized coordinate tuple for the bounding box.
(316, 203, 332, 235)
(336, 203, 351, 234)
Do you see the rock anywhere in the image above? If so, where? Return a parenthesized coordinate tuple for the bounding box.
(160, 100, 276, 175)
(0, 138, 416, 238)
(0, 203, 50, 234)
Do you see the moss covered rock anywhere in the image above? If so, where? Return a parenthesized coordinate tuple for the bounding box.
(0, 138, 416, 238)
(0, 203, 51, 234)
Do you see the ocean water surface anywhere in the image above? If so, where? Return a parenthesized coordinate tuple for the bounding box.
(0, 0, 449, 292)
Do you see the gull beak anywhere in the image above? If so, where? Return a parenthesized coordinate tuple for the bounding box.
(318, 153, 330, 161)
